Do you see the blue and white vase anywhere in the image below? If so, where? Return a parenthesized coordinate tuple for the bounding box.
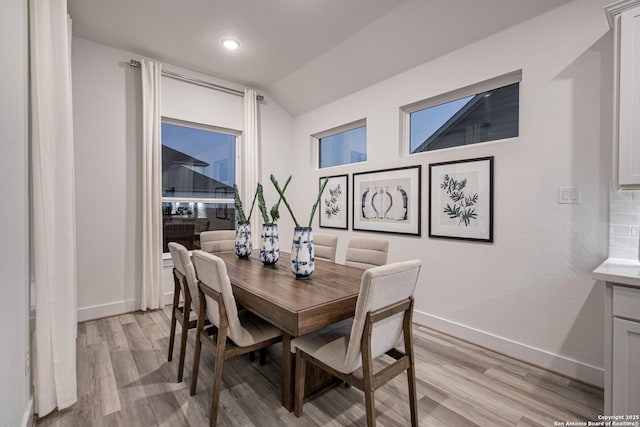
(235, 221, 252, 258)
(260, 223, 280, 265)
(291, 227, 314, 279)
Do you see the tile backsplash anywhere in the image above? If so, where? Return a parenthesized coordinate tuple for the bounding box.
(609, 190, 640, 260)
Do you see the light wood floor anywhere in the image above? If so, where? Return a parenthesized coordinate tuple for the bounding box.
(36, 307, 603, 426)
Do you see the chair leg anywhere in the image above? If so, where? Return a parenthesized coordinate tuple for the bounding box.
(190, 329, 202, 396)
(209, 328, 227, 426)
(259, 348, 267, 365)
(364, 388, 376, 427)
(177, 307, 190, 382)
(168, 309, 177, 362)
(168, 281, 181, 362)
(405, 311, 418, 426)
(167, 308, 177, 362)
(407, 363, 418, 427)
(362, 339, 376, 427)
(293, 350, 307, 418)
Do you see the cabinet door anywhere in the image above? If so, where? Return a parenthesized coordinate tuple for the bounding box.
(613, 317, 640, 413)
(618, 6, 640, 186)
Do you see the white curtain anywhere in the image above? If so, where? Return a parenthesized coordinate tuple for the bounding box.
(30, 0, 78, 416)
(244, 89, 259, 236)
(141, 60, 164, 311)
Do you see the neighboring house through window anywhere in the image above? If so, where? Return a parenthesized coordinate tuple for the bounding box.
(161, 118, 238, 252)
(403, 71, 521, 154)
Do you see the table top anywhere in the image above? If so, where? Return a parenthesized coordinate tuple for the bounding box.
(217, 251, 364, 336)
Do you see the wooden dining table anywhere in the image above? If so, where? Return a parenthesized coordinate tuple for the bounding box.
(215, 251, 364, 411)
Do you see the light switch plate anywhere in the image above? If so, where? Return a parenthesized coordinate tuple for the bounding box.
(558, 186, 581, 204)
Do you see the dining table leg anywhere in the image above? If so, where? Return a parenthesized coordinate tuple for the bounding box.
(282, 332, 294, 412)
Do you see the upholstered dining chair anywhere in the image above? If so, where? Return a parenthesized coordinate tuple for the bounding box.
(167, 242, 202, 383)
(345, 237, 389, 269)
(313, 232, 338, 262)
(190, 250, 282, 426)
(199, 229, 235, 253)
(290, 259, 421, 427)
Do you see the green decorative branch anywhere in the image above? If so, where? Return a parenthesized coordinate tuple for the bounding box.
(256, 183, 270, 223)
(234, 184, 246, 222)
(271, 175, 298, 227)
(309, 178, 329, 228)
(247, 185, 259, 222)
(234, 184, 259, 223)
(270, 175, 291, 223)
(270, 175, 329, 228)
(257, 177, 291, 224)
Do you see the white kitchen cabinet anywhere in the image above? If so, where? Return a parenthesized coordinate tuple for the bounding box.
(613, 317, 640, 414)
(606, 1, 640, 187)
(593, 259, 640, 414)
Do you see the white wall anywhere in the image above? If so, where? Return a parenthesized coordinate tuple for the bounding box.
(288, 0, 612, 386)
(0, 0, 32, 425)
(72, 0, 612, 386)
(72, 37, 294, 321)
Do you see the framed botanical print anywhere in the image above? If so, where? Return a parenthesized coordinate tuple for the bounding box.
(319, 174, 348, 229)
(429, 157, 493, 242)
(352, 165, 421, 235)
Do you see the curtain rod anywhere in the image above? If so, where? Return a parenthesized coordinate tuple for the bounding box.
(129, 59, 264, 101)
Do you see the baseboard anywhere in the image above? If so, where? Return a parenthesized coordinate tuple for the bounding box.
(77, 292, 174, 322)
(22, 397, 33, 427)
(413, 310, 604, 388)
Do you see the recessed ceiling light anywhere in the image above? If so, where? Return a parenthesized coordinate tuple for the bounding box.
(222, 38, 240, 50)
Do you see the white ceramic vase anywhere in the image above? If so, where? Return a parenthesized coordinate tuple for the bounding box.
(235, 221, 252, 258)
(260, 223, 279, 265)
(291, 227, 314, 278)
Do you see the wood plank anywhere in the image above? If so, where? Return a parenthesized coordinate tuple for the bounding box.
(109, 349, 156, 425)
(36, 310, 604, 427)
(485, 366, 601, 419)
(87, 341, 121, 416)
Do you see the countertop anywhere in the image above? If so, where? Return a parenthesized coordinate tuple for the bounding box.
(593, 258, 640, 288)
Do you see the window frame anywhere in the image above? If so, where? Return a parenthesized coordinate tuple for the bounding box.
(312, 118, 367, 170)
(161, 116, 240, 206)
(161, 116, 241, 254)
(400, 70, 522, 155)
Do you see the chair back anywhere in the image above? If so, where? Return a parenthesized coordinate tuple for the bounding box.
(343, 259, 421, 372)
(200, 230, 235, 253)
(313, 233, 338, 262)
(345, 237, 389, 269)
(168, 242, 200, 311)
(192, 250, 246, 344)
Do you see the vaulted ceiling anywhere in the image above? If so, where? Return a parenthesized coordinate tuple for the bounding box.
(68, 0, 574, 116)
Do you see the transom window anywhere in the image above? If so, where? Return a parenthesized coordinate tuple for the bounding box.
(315, 119, 367, 169)
(161, 118, 237, 252)
(403, 71, 521, 154)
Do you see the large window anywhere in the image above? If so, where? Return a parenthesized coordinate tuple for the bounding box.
(315, 119, 367, 169)
(161, 119, 237, 252)
(403, 71, 520, 154)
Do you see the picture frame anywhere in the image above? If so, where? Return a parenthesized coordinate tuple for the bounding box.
(319, 174, 349, 229)
(429, 157, 493, 242)
(352, 165, 421, 235)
